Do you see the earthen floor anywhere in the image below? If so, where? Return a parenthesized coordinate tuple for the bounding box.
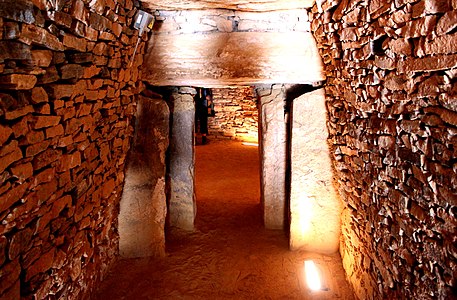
(95, 140, 355, 299)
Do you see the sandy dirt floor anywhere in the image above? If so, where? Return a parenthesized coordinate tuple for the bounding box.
(95, 140, 355, 299)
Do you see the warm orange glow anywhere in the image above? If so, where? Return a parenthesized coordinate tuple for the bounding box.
(297, 196, 313, 236)
(242, 142, 259, 147)
(304, 260, 321, 291)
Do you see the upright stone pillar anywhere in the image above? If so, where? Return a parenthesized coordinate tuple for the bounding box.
(169, 87, 196, 230)
(119, 95, 169, 258)
(289, 88, 341, 253)
(257, 85, 287, 229)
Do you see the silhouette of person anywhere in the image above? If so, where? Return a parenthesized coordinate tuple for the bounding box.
(195, 88, 213, 145)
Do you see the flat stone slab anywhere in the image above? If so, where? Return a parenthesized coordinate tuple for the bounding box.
(142, 0, 315, 11)
(144, 32, 324, 87)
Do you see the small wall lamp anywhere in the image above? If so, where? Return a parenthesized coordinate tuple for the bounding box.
(130, 10, 155, 67)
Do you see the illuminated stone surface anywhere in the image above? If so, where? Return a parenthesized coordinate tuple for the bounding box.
(144, 32, 324, 87)
(312, 0, 457, 298)
(144, 9, 324, 87)
(119, 95, 169, 258)
(208, 87, 258, 142)
(257, 85, 287, 229)
(289, 88, 341, 253)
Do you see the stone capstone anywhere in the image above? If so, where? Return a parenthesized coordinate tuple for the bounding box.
(144, 9, 324, 87)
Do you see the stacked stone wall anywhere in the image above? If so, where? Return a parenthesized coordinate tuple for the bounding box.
(0, 0, 148, 298)
(208, 87, 258, 142)
(153, 9, 311, 34)
(310, 0, 456, 298)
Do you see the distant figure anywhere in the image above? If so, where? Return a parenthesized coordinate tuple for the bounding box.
(195, 88, 213, 145)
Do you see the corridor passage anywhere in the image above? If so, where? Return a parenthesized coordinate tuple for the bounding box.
(95, 140, 354, 299)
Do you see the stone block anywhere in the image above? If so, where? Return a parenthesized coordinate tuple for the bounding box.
(33, 116, 61, 129)
(26, 140, 50, 157)
(60, 64, 84, 79)
(398, 54, 457, 73)
(423, 33, 457, 55)
(89, 13, 110, 31)
(0, 41, 32, 61)
(3, 21, 20, 39)
(68, 53, 94, 64)
(48, 11, 72, 29)
(0, 74, 37, 90)
(57, 151, 82, 172)
(0, 0, 35, 24)
(436, 10, 457, 35)
(31, 87, 49, 103)
(46, 84, 75, 99)
(63, 34, 87, 52)
(25, 250, 55, 281)
(0, 146, 23, 174)
(0, 183, 28, 213)
(38, 67, 60, 84)
(19, 24, 64, 51)
(45, 125, 64, 139)
(10, 162, 33, 183)
(0, 259, 21, 296)
(32, 148, 61, 170)
(0, 124, 13, 146)
(8, 228, 33, 260)
(70, 0, 88, 23)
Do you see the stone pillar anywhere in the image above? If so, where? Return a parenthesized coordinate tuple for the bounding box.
(119, 95, 169, 258)
(169, 87, 196, 230)
(289, 88, 341, 253)
(257, 84, 287, 229)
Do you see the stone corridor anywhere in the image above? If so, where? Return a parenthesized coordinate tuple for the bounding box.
(95, 141, 354, 299)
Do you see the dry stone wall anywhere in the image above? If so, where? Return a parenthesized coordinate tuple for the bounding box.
(208, 87, 258, 142)
(310, 0, 456, 299)
(0, 0, 148, 298)
(152, 9, 311, 34)
(142, 0, 315, 12)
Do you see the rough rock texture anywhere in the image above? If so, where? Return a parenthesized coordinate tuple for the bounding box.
(119, 95, 169, 258)
(143, 9, 324, 87)
(0, 0, 148, 298)
(311, 0, 457, 298)
(142, 0, 315, 12)
(208, 87, 258, 142)
(168, 87, 196, 230)
(257, 85, 287, 229)
(289, 88, 341, 253)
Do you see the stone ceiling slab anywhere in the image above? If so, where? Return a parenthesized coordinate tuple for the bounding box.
(143, 32, 325, 87)
(142, 0, 315, 12)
